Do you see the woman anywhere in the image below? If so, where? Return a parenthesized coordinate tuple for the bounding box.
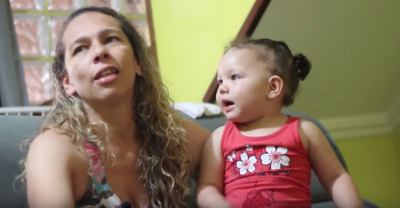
(21, 6, 210, 208)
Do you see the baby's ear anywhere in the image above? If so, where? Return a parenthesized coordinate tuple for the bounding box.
(267, 75, 283, 99)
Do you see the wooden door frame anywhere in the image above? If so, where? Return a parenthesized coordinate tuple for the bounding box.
(202, 0, 271, 103)
(145, 0, 159, 68)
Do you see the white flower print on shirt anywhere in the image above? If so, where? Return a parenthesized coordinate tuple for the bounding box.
(236, 152, 258, 175)
(227, 151, 236, 162)
(245, 144, 253, 151)
(260, 146, 290, 170)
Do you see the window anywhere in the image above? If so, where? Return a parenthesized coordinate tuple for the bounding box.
(10, 0, 153, 105)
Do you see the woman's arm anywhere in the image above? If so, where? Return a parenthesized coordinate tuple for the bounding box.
(299, 119, 363, 208)
(196, 126, 232, 208)
(25, 131, 77, 208)
(181, 118, 212, 180)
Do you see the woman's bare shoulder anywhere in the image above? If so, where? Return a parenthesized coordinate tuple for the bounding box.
(29, 130, 76, 153)
(26, 129, 88, 207)
(27, 129, 87, 166)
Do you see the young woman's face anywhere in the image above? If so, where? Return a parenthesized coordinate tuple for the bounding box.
(61, 12, 142, 105)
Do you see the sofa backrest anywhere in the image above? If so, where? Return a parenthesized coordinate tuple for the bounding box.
(0, 116, 42, 208)
(0, 110, 345, 206)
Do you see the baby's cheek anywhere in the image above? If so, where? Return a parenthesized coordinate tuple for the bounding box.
(216, 94, 223, 106)
(235, 88, 251, 99)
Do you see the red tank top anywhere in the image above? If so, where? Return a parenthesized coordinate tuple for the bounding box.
(221, 116, 311, 208)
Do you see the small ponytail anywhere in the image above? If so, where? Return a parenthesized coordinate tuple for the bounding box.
(293, 53, 312, 81)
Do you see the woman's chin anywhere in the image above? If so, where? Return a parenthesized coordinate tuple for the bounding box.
(90, 90, 132, 105)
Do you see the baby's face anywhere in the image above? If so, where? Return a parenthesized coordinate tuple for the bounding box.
(216, 48, 272, 123)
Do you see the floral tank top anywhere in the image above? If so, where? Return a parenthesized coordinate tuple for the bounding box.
(75, 140, 150, 208)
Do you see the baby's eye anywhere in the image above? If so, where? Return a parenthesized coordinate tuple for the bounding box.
(231, 75, 239, 80)
(217, 79, 223, 85)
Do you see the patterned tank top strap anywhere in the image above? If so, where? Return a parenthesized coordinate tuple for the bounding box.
(77, 140, 123, 208)
(83, 140, 106, 180)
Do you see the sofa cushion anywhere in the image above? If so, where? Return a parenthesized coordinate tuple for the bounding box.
(0, 116, 44, 208)
(0, 110, 355, 206)
(311, 199, 379, 208)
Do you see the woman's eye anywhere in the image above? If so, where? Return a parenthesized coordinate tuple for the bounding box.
(231, 75, 239, 80)
(105, 36, 119, 43)
(72, 46, 86, 55)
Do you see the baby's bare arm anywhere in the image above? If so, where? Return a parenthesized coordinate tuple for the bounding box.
(299, 120, 363, 208)
(197, 126, 232, 208)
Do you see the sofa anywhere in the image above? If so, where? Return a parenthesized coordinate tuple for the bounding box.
(0, 109, 379, 208)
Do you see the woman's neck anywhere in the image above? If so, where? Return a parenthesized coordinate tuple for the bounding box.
(85, 100, 136, 144)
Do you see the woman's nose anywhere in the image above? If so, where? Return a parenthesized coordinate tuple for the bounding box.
(93, 45, 109, 63)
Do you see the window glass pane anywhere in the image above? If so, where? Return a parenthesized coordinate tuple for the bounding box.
(48, 0, 84, 11)
(49, 16, 67, 55)
(9, 0, 44, 10)
(13, 14, 49, 57)
(131, 19, 151, 47)
(126, 0, 146, 14)
(23, 61, 52, 105)
(87, 0, 122, 11)
(87, 0, 110, 7)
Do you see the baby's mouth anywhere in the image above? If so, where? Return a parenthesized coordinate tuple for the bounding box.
(224, 101, 235, 107)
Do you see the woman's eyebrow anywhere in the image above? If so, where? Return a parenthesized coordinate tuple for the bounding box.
(68, 28, 122, 51)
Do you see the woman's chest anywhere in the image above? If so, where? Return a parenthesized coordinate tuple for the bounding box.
(104, 159, 149, 208)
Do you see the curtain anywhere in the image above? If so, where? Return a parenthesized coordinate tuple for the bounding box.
(0, 0, 29, 107)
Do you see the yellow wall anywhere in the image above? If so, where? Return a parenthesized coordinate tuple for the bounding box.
(336, 134, 400, 207)
(394, 125, 400, 177)
(152, 0, 255, 102)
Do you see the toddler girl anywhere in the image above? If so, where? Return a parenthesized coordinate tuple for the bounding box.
(197, 38, 362, 208)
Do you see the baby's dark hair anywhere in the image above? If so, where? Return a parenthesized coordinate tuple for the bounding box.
(226, 38, 312, 106)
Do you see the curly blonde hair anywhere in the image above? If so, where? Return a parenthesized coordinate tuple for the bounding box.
(19, 7, 191, 207)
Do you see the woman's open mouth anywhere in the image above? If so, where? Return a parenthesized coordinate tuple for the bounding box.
(94, 66, 120, 84)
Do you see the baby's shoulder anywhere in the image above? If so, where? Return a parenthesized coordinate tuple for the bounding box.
(204, 125, 226, 149)
(211, 125, 226, 139)
(298, 119, 321, 137)
(297, 119, 324, 150)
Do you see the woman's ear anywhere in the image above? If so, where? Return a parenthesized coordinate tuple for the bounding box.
(267, 75, 283, 99)
(134, 57, 143, 76)
(61, 74, 76, 95)
(136, 64, 143, 76)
